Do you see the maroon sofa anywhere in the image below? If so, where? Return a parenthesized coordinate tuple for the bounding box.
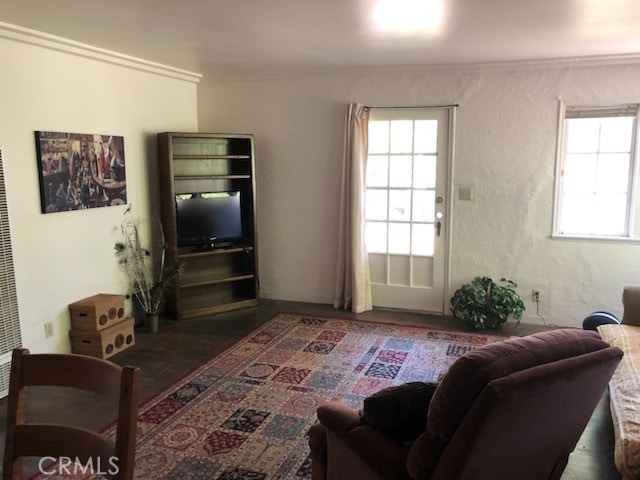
(308, 329, 622, 480)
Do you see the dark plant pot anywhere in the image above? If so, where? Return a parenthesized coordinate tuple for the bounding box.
(464, 314, 504, 331)
(485, 315, 503, 330)
(132, 295, 146, 328)
(145, 312, 160, 333)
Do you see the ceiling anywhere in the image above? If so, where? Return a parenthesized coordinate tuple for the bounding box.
(2, 0, 640, 80)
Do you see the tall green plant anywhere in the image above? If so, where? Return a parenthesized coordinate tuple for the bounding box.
(114, 207, 184, 314)
(450, 276, 525, 330)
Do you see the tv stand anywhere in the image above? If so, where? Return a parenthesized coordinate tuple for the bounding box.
(188, 242, 238, 253)
(158, 133, 258, 320)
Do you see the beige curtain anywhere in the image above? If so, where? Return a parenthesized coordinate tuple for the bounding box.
(334, 103, 373, 313)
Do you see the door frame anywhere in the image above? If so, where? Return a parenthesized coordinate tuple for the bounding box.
(442, 106, 456, 315)
(366, 105, 457, 314)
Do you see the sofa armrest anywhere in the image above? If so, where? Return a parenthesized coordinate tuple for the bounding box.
(317, 401, 361, 439)
(307, 422, 328, 480)
(317, 402, 412, 480)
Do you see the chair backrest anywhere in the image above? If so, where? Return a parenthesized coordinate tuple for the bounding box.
(3, 348, 140, 480)
(406, 329, 623, 480)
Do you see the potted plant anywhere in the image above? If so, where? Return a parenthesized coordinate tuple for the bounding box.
(450, 276, 525, 330)
(114, 206, 184, 332)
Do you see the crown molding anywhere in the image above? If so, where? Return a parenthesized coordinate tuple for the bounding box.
(440, 53, 640, 71)
(0, 21, 202, 84)
(356, 53, 640, 78)
(204, 52, 640, 83)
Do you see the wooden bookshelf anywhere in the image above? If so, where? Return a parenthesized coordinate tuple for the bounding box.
(157, 133, 258, 320)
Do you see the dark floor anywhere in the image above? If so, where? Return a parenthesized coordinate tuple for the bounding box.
(0, 299, 620, 479)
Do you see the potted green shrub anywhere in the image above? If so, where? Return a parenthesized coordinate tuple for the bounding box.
(450, 276, 525, 330)
(114, 206, 184, 332)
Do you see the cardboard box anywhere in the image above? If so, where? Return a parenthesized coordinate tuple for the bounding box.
(70, 317, 135, 359)
(69, 294, 126, 331)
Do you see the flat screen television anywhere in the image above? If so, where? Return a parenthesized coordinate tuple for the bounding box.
(175, 191, 242, 248)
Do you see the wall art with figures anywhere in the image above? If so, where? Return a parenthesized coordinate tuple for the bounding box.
(35, 131, 126, 213)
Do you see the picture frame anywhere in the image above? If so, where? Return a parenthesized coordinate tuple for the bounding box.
(35, 131, 127, 213)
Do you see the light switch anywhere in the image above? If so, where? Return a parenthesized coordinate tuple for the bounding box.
(459, 187, 473, 201)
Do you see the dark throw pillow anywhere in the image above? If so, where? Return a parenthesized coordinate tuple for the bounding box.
(360, 381, 438, 441)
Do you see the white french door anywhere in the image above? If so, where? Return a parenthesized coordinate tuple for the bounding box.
(365, 107, 452, 313)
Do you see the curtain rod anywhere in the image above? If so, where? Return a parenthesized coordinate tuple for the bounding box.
(366, 104, 459, 110)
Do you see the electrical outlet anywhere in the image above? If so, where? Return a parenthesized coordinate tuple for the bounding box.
(532, 290, 541, 302)
(44, 321, 54, 338)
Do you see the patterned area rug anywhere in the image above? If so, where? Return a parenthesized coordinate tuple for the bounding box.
(115, 313, 505, 479)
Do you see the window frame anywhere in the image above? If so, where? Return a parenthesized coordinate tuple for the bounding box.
(552, 101, 640, 242)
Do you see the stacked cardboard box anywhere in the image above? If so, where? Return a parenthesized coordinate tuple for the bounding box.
(68, 294, 135, 359)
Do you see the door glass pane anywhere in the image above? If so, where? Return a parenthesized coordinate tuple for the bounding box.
(367, 155, 389, 187)
(413, 155, 436, 188)
(389, 155, 412, 187)
(412, 190, 435, 222)
(389, 190, 411, 221)
(412, 224, 434, 256)
(414, 120, 438, 153)
(390, 121, 413, 153)
(366, 222, 387, 253)
(388, 223, 410, 254)
(365, 110, 445, 263)
(369, 121, 390, 154)
(366, 189, 388, 220)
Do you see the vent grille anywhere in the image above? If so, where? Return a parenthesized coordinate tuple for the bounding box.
(0, 360, 11, 397)
(0, 146, 22, 397)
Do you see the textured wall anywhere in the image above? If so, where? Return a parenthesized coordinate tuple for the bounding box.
(0, 37, 198, 353)
(198, 64, 640, 327)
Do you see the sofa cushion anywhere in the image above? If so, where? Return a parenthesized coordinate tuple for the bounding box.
(361, 382, 438, 441)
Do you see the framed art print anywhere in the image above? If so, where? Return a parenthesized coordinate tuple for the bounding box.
(35, 131, 126, 213)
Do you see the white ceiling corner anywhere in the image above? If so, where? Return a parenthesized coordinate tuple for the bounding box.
(1, 0, 640, 80)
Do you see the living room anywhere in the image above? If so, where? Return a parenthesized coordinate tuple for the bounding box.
(1, 4, 640, 354)
(0, 2, 639, 479)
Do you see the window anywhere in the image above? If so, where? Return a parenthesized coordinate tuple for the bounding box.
(554, 103, 639, 238)
(365, 117, 438, 256)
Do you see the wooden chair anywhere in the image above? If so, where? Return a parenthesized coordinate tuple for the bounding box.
(3, 348, 140, 480)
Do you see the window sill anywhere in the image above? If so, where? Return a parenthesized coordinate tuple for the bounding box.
(551, 234, 640, 244)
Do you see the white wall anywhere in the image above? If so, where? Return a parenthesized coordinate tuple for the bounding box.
(0, 34, 198, 353)
(197, 63, 640, 328)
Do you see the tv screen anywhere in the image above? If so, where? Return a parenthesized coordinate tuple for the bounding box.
(175, 191, 242, 248)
